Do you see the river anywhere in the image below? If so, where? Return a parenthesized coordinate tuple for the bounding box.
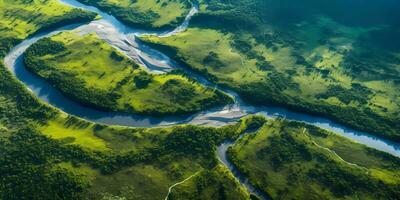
(3, 0, 400, 199)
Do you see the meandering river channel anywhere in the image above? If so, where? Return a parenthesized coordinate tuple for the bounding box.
(3, 0, 400, 199)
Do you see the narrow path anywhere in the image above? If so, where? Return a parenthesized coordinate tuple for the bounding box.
(311, 140, 368, 171)
(302, 128, 367, 170)
(164, 171, 200, 200)
(302, 128, 366, 170)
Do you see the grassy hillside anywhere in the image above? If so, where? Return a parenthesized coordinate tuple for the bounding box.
(37, 118, 250, 199)
(1, 43, 254, 199)
(228, 119, 400, 199)
(140, 0, 400, 140)
(76, 0, 192, 30)
(167, 164, 250, 200)
(0, 79, 254, 199)
(24, 31, 232, 116)
(0, 0, 96, 57)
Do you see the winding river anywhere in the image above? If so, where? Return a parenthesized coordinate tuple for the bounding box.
(3, 0, 400, 199)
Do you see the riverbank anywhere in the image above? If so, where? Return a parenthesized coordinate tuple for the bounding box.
(23, 32, 232, 116)
(139, 27, 400, 142)
(74, 0, 192, 30)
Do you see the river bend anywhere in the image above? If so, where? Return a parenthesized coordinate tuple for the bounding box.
(3, 0, 400, 199)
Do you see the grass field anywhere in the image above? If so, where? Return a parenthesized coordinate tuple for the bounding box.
(141, 28, 265, 86)
(38, 113, 110, 151)
(76, 0, 191, 29)
(228, 118, 400, 199)
(24, 31, 232, 116)
(168, 164, 250, 199)
(140, 0, 400, 140)
(0, 0, 96, 57)
(28, 112, 258, 199)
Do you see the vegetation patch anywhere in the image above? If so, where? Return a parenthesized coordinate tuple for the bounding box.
(0, 0, 96, 57)
(24, 32, 232, 116)
(167, 164, 250, 200)
(76, 0, 192, 30)
(228, 119, 400, 199)
(140, 0, 400, 140)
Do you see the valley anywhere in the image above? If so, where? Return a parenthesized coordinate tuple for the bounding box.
(0, 0, 399, 199)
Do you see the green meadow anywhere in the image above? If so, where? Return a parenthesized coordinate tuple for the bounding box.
(0, 0, 96, 57)
(76, 0, 192, 29)
(140, 0, 400, 140)
(24, 31, 232, 116)
(228, 118, 400, 199)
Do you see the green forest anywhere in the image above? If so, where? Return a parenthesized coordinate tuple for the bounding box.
(228, 119, 400, 199)
(0, 0, 399, 199)
(141, 0, 400, 140)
